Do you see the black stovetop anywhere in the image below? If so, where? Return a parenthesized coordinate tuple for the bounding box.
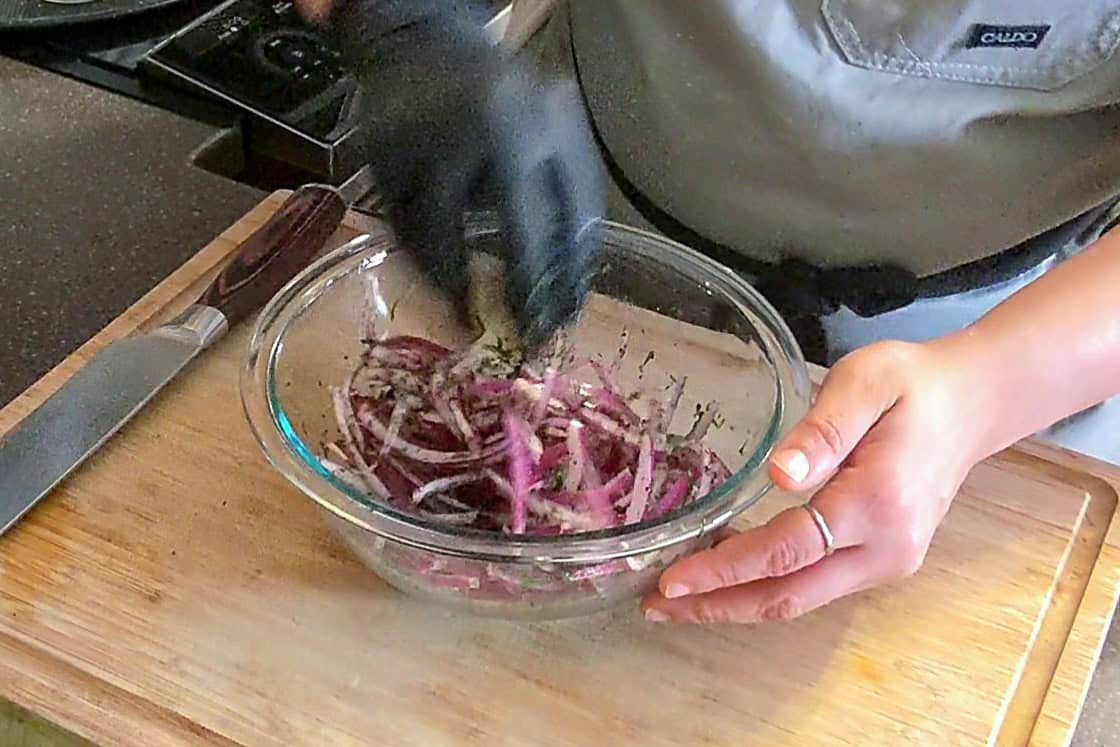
(3, 0, 237, 125)
(3, 0, 360, 179)
(2, 0, 509, 182)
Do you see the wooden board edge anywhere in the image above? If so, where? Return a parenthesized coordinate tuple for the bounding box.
(1023, 445, 1120, 746)
(0, 191, 279, 742)
(1032, 543, 1120, 747)
(995, 480, 1093, 747)
(0, 630, 239, 747)
(0, 190, 357, 745)
(5, 199, 1120, 746)
(807, 371, 1120, 747)
(0, 191, 288, 432)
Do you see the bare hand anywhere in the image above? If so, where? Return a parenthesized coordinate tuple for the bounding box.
(642, 340, 985, 624)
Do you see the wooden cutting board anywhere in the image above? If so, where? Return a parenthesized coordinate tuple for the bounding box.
(1, 193, 1119, 747)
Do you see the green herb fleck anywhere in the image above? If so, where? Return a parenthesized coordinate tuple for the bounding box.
(484, 336, 517, 364)
(389, 299, 400, 321)
(665, 434, 688, 451)
(549, 468, 566, 491)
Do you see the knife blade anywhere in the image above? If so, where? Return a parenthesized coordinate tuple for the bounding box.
(0, 168, 374, 535)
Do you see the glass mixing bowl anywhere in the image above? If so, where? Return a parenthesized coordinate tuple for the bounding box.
(241, 218, 811, 620)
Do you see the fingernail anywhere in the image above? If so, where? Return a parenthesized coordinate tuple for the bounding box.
(663, 583, 690, 599)
(773, 449, 810, 483)
(645, 609, 670, 623)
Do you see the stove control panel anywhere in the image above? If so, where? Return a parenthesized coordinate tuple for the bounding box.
(143, 0, 510, 178)
(142, 0, 360, 177)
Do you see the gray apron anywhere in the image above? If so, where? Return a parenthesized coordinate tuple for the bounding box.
(564, 0, 1120, 274)
(507, 0, 1120, 462)
(514, 1, 1120, 350)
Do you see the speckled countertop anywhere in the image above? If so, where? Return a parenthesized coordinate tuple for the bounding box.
(0, 56, 262, 405)
(1, 52, 1119, 746)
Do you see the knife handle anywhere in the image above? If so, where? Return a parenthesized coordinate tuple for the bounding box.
(200, 186, 346, 326)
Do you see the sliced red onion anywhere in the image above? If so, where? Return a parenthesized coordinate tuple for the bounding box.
(525, 525, 565, 537)
(533, 369, 560, 423)
(539, 443, 569, 471)
(428, 372, 464, 438)
(379, 401, 409, 459)
(416, 510, 480, 526)
(542, 425, 568, 440)
(412, 472, 489, 504)
(367, 336, 451, 370)
(658, 376, 687, 436)
(652, 476, 690, 517)
(371, 459, 415, 508)
(329, 392, 391, 499)
(328, 331, 730, 541)
(578, 410, 641, 446)
(578, 426, 603, 489)
(357, 405, 506, 466)
(564, 420, 586, 493)
(624, 434, 655, 524)
(320, 457, 387, 499)
(602, 468, 634, 500)
(503, 411, 532, 534)
(340, 372, 367, 451)
(324, 442, 349, 464)
(649, 466, 668, 512)
(383, 454, 424, 488)
(525, 430, 545, 461)
(555, 478, 621, 529)
(428, 492, 477, 513)
(466, 379, 515, 398)
(365, 347, 430, 371)
(567, 559, 628, 581)
(425, 572, 482, 590)
(525, 495, 601, 532)
(513, 378, 573, 422)
(696, 448, 714, 499)
(590, 388, 640, 425)
(484, 468, 514, 500)
(448, 399, 479, 452)
(332, 387, 367, 461)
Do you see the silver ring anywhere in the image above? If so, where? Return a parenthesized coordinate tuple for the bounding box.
(804, 503, 836, 556)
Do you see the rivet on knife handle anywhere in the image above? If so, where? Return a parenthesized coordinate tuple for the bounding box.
(201, 185, 346, 325)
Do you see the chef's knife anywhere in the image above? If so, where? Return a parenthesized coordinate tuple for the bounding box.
(0, 167, 375, 536)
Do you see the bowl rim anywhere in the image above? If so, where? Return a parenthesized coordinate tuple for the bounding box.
(241, 219, 811, 564)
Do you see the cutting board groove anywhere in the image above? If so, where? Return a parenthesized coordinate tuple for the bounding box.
(1, 193, 1119, 747)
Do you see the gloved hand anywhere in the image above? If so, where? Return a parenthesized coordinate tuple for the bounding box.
(325, 0, 604, 350)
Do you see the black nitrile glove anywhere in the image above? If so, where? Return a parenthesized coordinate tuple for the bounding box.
(327, 0, 604, 351)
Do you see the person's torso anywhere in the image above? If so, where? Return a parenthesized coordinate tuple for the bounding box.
(564, 0, 1120, 275)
